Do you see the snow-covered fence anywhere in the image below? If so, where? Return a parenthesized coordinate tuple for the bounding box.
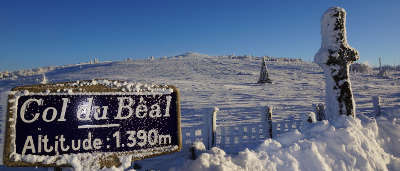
(182, 127, 204, 149)
(380, 98, 399, 106)
(216, 124, 268, 153)
(370, 96, 399, 116)
(214, 106, 274, 153)
(182, 107, 218, 151)
(273, 115, 305, 137)
(182, 107, 276, 154)
(181, 105, 315, 154)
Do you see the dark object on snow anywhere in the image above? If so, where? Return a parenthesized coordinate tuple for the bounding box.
(190, 142, 206, 160)
(204, 107, 218, 149)
(372, 96, 382, 116)
(258, 57, 272, 83)
(314, 103, 326, 121)
(314, 7, 359, 119)
(306, 112, 316, 123)
(266, 106, 273, 138)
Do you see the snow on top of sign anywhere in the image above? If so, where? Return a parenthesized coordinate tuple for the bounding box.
(9, 80, 173, 96)
(69, 80, 173, 93)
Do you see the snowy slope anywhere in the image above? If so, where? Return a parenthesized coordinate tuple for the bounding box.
(0, 53, 399, 170)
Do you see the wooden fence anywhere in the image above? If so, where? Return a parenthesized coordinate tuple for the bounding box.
(182, 106, 285, 154)
(182, 95, 395, 155)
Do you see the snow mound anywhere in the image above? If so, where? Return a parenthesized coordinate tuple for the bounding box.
(178, 115, 400, 171)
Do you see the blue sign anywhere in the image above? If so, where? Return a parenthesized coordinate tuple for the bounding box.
(4, 83, 181, 167)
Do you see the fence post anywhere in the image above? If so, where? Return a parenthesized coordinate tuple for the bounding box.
(190, 141, 206, 160)
(314, 103, 326, 121)
(206, 107, 218, 149)
(266, 106, 273, 138)
(307, 112, 316, 123)
(372, 96, 381, 116)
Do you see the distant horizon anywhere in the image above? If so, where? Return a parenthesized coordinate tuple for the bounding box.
(1, 51, 394, 73)
(1, 0, 399, 71)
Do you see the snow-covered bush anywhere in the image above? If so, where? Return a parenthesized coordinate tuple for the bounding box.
(350, 62, 372, 73)
(231, 55, 251, 60)
(381, 65, 400, 72)
(40, 73, 48, 84)
(377, 65, 400, 78)
(378, 69, 390, 78)
(262, 56, 302, 62)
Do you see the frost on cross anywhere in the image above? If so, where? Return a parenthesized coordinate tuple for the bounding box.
(258, 57, 272, 84)
(314, 7, 359, 120)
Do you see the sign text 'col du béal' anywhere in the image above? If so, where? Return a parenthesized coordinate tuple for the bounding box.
(4, 80, 182, 167)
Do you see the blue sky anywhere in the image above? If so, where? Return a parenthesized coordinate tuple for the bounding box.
(1, 0, 399, 71)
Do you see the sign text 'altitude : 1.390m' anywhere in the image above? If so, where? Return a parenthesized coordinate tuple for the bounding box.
(4, 81, 181, 168)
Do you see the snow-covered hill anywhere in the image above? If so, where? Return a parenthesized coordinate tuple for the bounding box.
(0, 53, 399, 170)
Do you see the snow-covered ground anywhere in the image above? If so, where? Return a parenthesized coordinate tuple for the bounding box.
(0, 52, 399, 170)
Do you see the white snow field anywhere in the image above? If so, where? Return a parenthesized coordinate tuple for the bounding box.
(0, 52, 399, 170)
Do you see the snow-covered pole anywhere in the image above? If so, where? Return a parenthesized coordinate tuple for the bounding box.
(258, 56, 272, 84)
(40, 73, 48, 84)
(190, 141, 206, 160)
(314, 103, 326, 121)
(206, 107, 218, 149)
(307, 112, 316, 123)
(372, 96, 382, 116)
(314, 7, 360, 120)
(266, 106, 273, 138)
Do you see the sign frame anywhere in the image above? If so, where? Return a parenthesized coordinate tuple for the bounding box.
(3, 80, 182, 168)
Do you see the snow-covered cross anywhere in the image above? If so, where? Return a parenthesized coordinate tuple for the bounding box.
(258, 56, 272, 84)
(314, 7, 359, 119)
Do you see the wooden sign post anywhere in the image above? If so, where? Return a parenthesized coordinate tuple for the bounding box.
(3, 80, 181, 170)
(314, 7, 359, 120)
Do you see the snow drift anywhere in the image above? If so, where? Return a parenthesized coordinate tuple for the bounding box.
(177, 113, 400, 171)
